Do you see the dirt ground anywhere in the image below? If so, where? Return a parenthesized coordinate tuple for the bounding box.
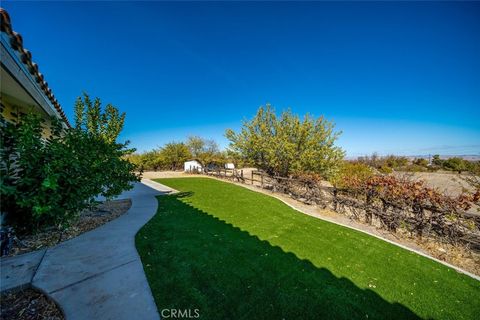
(144, 170, 480, 276)
(395, 171, 479, 215)
(394, 171, 474, 196)
(141, 171, 192, 179)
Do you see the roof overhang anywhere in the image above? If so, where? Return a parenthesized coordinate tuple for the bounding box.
(0, 8, 70, 127)
(1, 39, 66, 125)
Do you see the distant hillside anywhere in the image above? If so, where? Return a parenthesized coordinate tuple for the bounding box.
(346, 155, 480, 161)
(405, 155, 480, 161)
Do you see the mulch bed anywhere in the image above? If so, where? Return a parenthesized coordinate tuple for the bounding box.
(0, 288, 63, 320)
(5, 199, 132, 257)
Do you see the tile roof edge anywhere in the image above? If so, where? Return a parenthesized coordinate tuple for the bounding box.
(1, 7, 71, 128)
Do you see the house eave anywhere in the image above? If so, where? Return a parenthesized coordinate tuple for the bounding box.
(1, 39, 66, 127)
(0, 8, 71, 128)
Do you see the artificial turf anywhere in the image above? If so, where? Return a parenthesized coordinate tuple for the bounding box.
(136, 177, 480, 319)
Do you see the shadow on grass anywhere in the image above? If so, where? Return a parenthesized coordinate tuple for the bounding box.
(137, 193, 421, 320)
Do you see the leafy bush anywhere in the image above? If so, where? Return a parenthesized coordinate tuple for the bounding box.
(432, 154, 443, 166)
(383, 155, 409, 168)
(0, 94, 139, 234)
(127, 136, 231, 172)
(128, 150, 165, 171)
(442, 157, 467, 173)
(330, 162, 374, 190)
(378, 165, 393, 174)
(357, 154, 408, 170)
(431, 155, 479, 174)
(186, 136, 222, 165)
(465, 161, 480, 175)
(413, 158, 429, 167)
(159, 142, 192, 170)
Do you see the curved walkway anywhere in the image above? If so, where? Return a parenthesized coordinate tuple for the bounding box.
(1, 180, 174, 320)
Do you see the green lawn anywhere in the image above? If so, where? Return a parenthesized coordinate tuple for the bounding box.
(136, 177, 480, 319)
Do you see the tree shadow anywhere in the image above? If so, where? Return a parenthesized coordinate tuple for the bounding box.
(137, 193, 422, 320)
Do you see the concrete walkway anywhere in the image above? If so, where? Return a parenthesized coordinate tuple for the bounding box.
(1, 180, 175, 320)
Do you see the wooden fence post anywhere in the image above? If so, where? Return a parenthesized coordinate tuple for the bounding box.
(365, 191, 373, 225)
(251, 171, 254, 184)
(413, 202, 424, 238)
(261, 173, 264, 188)
(333, 188, 338, 211)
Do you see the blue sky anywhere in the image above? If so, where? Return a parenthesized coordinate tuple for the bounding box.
(4, 1, 480, 157)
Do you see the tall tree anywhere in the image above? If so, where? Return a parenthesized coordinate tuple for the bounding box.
(226, 104, 344, 178)
(186, 136, 205, 158)
(160, 142, 191, 170)
(74, 92, 126, 143)
(186, 136, 221, 165)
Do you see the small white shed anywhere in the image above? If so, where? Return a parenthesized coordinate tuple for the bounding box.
(184, 160, 203, 172)
(225, 163, 235, 169)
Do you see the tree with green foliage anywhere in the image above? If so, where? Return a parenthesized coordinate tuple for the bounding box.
(160, 142, 191, 170)
(225, 148, 249, 168)
(465, 161, 480, 175)
(413, 158, 429, 167)
(186, 136, 205, 158)
(432, 154, 443, 166)
(330, 162, 374, 189)
(443, 157, 467, 173)
(186, 136, 222, 166)
(384, 155, 409, 168)
(125, 153, 144, 168)
(129, 137, 223, 172)
(358, 154, 408, 170)
(0, 94, 139, 234)
(143, 150, 165, 171)
(225, 104, 344, 178)
(127, 150, 164, 171)
(74, 92, 126, 143)
(200, 139, 220, 164)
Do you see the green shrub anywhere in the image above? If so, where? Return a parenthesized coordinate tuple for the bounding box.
(186, 136, 222, 165)
(132, 150, 166, 171)
(384, 155, 409, 168)
(432, 154, 443, 166)
(465, 161, 480, 175)
(442, 157, 467, 173)
(330, 162, 374, 189)
(378, 165, 393, 174)
(0, 95, 139, 234)
(357, 154, 409, 170)
(413, 158, 429, 167)
(159, 142, 192, 170)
